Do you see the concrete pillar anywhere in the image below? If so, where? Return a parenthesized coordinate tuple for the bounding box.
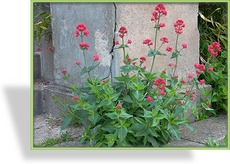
(51, 3, 116, 86)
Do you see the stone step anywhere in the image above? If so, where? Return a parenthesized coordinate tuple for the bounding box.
(168, 114, 227, 147)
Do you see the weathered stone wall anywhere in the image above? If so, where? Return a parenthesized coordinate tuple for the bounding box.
(50, 3, 199, 85)
(51, 3, 115, 86)
(116, 3, 199, 78)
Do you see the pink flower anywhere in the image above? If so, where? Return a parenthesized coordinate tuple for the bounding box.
(119, 33, 124, 38)
(128, 39, 132, 44)
(116, 104, 122, 109)
(118, 26, 128, 34)
(154, 78, 166, 86)
(132, 62, 136, 66)
(180, 79, 186, 84)
(194, 62, 199, 68)
(208, 42, 221, 57)
(168, 62, 176, 68)
(151, 11, 159, 21)
(199, 79, 205, 85)
(196, 69, 201, 75)
(177, 100, 183, 105)
(143, 39, 153, 46)
(188, 73, 194, 79)
(93, 54, 100, 61)
(83, 30, 89, 36)
(182, 43, 187, 48)
(75, 30, 79, 37)
(198, 64, 206, 71)
(147, 96, 153, 102)
(155, 4, 167, 15)
(159, 23, 165, 28)
(76, 24, 87, 31)
(73, 96, 79, 101)
(208, 67, 214, 72)
(115, 40, 119, 45)
(166, 46, 173, 52)
(160, 37, 168, 43)
(143, 66, 147, 70)
(140, 56, 146, 61)
(79, 42, 90, 50)
(174, 20, 185, 34)
(76, 60, 81, 65)
(160, 90, 166, 96)
(62, 69, 67, 75)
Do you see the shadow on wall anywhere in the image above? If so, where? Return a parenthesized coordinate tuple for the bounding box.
(4, 86, 193, 160)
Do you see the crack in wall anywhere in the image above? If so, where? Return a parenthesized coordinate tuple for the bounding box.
(103, 3, 117, 80)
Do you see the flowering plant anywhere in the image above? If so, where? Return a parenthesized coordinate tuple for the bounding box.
(59, 4, 215, 147)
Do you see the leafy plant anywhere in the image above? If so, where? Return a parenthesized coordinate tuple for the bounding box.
(33, 3, 52, 42)
(205, 135, 227, 147)
(198, 3, 227, 114)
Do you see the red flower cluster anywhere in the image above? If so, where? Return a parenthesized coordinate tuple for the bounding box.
(174, 20, 185, 34)
(208, 42, 221, 57)
(76, 60, 81, 65)
(75, 24, 89, 37)
(186, 89, 196, 101)
(124, 57, 132, 64)
(93, 54, 100, 61)
(154, 78, 166, 96)
(140, 56, 146, 64)
(151, 4, 167, 21)
(166, 46, 173, 52)
(116, 104, 122, 109)
(147, 96, 153, 102)
(73, 96, 79, 102)
(143, 39, 153, 46)
(79, 42, 90, 50)
(199, 79, 205, 85)
(118, 26, 128, 38)
(61, 69, 67, 75)
(160, 37, 168, 43)
(194, 63, 206, 75)
(182, 43, 187, 49)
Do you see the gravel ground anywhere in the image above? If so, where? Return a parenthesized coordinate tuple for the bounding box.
(34, 114, 84, 147)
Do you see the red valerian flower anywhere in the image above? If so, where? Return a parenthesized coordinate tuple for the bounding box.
(83, 30, 90, 36)
(76, 24, 87, 31)
(73, 96, 79, 101)
(154, 78, 166, 86)
(140, 56, 146, 64)
(75, 30, 79, 37)
(159, 23, 165, 28)
(180, 79, 186, 84)
(182, 43, 187, 48)
(177, 100, 183, 105)
(160, 37, 168, 43)
(208, 67, 214, 72)
(62, 69, 67, 75)
(155, 4, 167, 15)
(132, 62, 136, 66)
(76, 60, 81, 65)
(174, 20, 185, 34)
(208, 42, 221, 57)
(147, 96, 153, 102)
(115, 40, 119, 45)
(160, 90, 166, 96)
(79, 42, 90, 50)
(166, 46, 173, 52)
(93, 54, 100, 61)
(188, 73, 194, 79)
(142, 39, 153, 46)
(199, 79, 205, 85)
(116, 104, 122, 109)
(128, 39, 132, 44)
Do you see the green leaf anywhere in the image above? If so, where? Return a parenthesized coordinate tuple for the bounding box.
(61, 117, 72, 130)
(120, 65, 135, 74)
(143, 109, 152, 118)
(152, 118, 160, 127)
(97, 99, 111, 108)
(88, 63, 100, 72)
(120, 110, 133, 119)
(134, 117, 146, 125)
(105, 134, 116, 147)
(149, 127, 160, 137)
(148, 50, 157, 57)
(123, 95, 133, 103)
(147, 136, 159, 147)
(88, 113, 100, 125)
(171, 51, 180, 59)
(80, 66, 89, 76)
(101, 124, 116, 133)
(118, 127, 128, 142)
(105, 112, 118, 119)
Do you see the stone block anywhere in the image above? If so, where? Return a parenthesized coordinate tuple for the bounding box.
(33, 84, 45, 116)
(50, 3, 116, 86)
(34, 53, 41, 80)
(115, 3, 199, 79)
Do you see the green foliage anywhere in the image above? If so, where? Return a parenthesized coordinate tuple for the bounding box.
(33, 3, 52, 42)
(198, 3, 227, 114)
(205, 135, 227, 147)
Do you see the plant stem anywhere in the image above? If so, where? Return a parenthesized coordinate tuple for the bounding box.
(150, 19, 160, 73)
(173, 34, 179, 76)
(122, 37, 126, 60)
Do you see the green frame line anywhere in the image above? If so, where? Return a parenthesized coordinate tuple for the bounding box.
(30, 0, 229, 150)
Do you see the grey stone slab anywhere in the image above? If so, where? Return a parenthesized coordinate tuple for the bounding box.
(34, 84, 45, 116)
(180, 114, 227, 144)
(168, 139, 204, 147)
(51, 3, 115, 86)
(34, 53, 41, 80)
